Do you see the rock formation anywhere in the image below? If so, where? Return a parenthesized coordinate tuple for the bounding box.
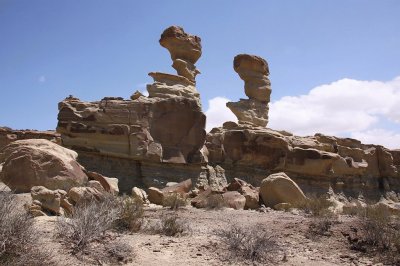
(55, 26, 215, 193)
(0, 127, 60, 151)
(159, 26, 202, 83)
(226, 54, 271, 127)
(205, 122, 400, 199)
(0, 139, 88, 193)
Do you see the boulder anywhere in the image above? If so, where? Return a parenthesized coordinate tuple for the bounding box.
(227, 178, 259, 209)
(30, 186, 67, 214)
(132, 187, 149, 203)
(222, 191, 246, 210)
(67, 187, 104, 205)
(147, 179, 192, 205)
(0, 139, 88, 193)
(86, 171, 119, 195)
(147, 187, 164, 205)
(191, 188, 224, 208)
(161, 178, 192, 195)
(259, 172, 306, 208)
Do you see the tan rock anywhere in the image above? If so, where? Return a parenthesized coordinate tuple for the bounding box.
(226, 99, 268, 127)
(0, 139, 88, 193)
(132, 187, 149, 203)
(259, 172, 306, 208)
(233, 54, 271, 102)
(159, 26, 202, 64)
(162, 178, 192, 195)
(130, 90, 145, 100)
(86, 171, 119, 195)
(67, 187, 103, 205)
(30, 186, 66, 214)
(227, 178, 259, 209)
(147, 187, 164, 205)
(191, 188, 223, 208)
(222, 191, 246, 210)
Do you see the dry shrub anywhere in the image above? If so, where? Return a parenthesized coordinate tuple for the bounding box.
(293, 195, 334, 216)
(115, 196, 144, 232)
(105, 239, 133, 264)
(0, 190, 54, 265)
(217, 225, 280, 263)
(342, 201, 365, 216)
(347, 204, 400, 264)
(307, 213, 338, 238)
(56, 196, 119, 254)
(150, 213, 190, 237)
(162, 193, 188, 210)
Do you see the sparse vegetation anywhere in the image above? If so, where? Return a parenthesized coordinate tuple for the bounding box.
(115, 196, 144, 232)
(0, 190, 54, 265)
(346, 204, 400, 264)
(293, 195, 334, 216)
(307, 213, 338, 238)
(162, 192, 188, 210)
(149, 213, 190, 237)
(217, 224, 281, 263)
(105, 239, 133, 264)
(56, 197, 119, 254)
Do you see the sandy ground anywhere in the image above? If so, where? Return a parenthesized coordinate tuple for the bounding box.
(30, 205, 384, 266)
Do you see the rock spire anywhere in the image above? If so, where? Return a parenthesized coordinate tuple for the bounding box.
(226, 54, 271, 127)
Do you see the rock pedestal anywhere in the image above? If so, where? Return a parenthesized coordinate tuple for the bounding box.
(227, 54, 271, 127)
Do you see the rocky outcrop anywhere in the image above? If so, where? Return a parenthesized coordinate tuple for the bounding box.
(206, 122, 400, 199)
(259, 172, 306, 208)
(0, 139, 88, 193)
(56, 26, 211, 193)
(159, 26, 201, 83)
(0, 127, 60, 151)
(226, 54, 271, 127)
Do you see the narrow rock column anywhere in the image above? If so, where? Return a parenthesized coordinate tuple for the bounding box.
(226, 54, 271, 127)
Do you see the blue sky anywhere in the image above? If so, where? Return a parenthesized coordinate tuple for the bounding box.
(1, 1, 400, 148)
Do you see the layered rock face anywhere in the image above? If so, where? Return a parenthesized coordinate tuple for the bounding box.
(206, 123, 400, 198)
(226, 54, 271, 127)
(159, 26, 201, 83)
(56, 26, 211, 193)
(0, 127, 60, 151)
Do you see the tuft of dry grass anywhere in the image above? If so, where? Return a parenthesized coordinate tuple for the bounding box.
(56, 196, 119, 254)
(149, 213, 191, 237)
(104, 239, 133, 264)
(346, 204, 400, 264)
(217, 224, 281, 263)
(115, 196, 144, 232)
(205, 194, 226, 209)
(0, 190, 55, 265)
(293, 195, 334, 216)
(162, 193, 188, 210)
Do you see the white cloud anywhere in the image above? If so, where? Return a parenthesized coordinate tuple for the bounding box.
(351, 129, 400, 149)
(205, 97, 237, 131)
(205, 76, 400, 149)
(38, 75, 46, 83)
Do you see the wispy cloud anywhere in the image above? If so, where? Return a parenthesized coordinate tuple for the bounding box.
(205, 76, 400, 149)
(38, 75, 46, 83)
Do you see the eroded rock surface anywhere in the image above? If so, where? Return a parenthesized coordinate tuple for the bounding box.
(206, 123, 400, 198)
(226, 54, 271, 127)
(160, 26, 202, 82)
(0, 139, 88, 193)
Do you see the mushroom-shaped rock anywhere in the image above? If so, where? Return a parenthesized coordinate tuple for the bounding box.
(159, 26, 202, 82)
(160, 26, 202, 64)
(234, 54, 271, 102)
(259, 172, 306, 208)
(0, 139, 88, 193)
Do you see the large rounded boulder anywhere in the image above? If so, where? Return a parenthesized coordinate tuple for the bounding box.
(259, 172, 306, 208)
(0, 139, 88, 193)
